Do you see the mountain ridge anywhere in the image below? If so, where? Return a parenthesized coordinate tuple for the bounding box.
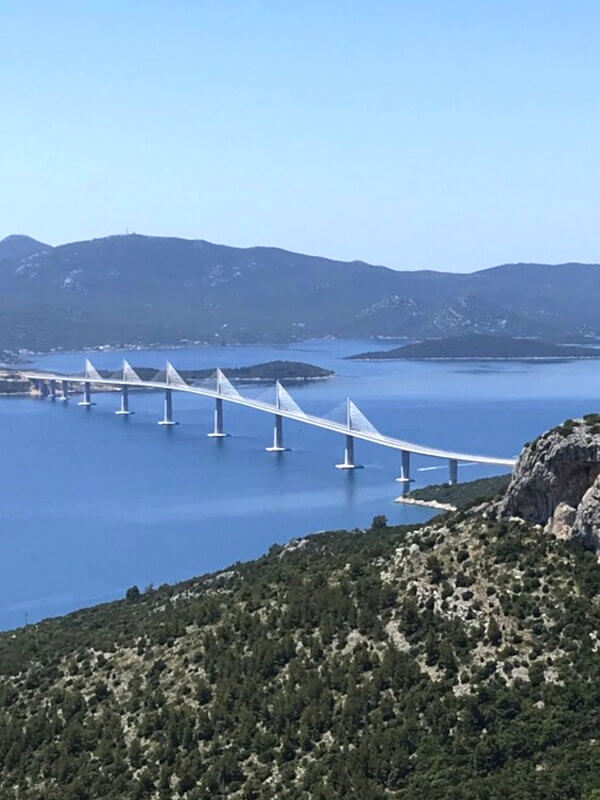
(0, 234, 50, 262)
(1, 233, 599, 350)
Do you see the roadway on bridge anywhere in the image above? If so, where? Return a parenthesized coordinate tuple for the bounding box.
(23, 366, 517, 469)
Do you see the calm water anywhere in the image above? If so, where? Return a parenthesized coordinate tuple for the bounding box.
(2, 339, 599, 630)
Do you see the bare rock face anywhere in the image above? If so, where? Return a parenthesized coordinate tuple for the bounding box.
(572, 476, 600, 550)
(497, 415, 600, 548)
(545, 502, 577, 540)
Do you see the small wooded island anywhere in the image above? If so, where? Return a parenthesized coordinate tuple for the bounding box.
(117, 360, 333, 383)
(0, 360, 333, 396)
(349, 333, 600, 361)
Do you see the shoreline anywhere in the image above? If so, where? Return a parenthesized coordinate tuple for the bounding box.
(394, 496, 457, 511)
(351, 355, 600, 363)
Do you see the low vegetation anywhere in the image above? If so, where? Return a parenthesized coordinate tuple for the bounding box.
(3, 489, 600, 798)
(408, 474, 511, 509)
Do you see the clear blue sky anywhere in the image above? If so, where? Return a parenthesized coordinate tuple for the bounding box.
(2, 1, 599, 271)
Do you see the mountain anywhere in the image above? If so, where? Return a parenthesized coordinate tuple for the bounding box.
(3, 426, 600, 799)
(0, 234, 50, 262)
(0, 233, 599, 350)
(349, 334, 600, 360)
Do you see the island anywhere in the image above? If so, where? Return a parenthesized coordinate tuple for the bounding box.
(0, 360, 334, 396)
(348, 333, 600, 361)
(110, 360, 333, 384)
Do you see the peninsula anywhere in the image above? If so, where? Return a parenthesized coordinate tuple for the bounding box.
(349, 333, 600, 361)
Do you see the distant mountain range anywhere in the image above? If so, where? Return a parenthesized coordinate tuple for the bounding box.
(1, 233, 599, 351)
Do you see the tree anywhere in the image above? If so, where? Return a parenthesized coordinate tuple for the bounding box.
(487, 616, 502, 647)
(126, 585, 141, 602)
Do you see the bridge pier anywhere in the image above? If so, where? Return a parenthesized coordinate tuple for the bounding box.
(60, 380, 69, 401)
(207, 397, 228, 437)
(115, 385, 132, 415)
(48, 379, 57, 400)
(448, 458, 458, 485)
(266, 414, 289, 452)
(158, 388, 178, 425)
(336, 435, 362, 469)
(78, 381, 94, 407)
(396, 450, 413, 496)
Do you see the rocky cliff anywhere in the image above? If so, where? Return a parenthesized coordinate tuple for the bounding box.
(497, 414, 600, 548)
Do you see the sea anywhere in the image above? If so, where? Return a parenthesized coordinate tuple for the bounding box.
(1, 338, 599, 630)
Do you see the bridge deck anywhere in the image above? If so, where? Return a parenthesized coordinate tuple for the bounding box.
(22, 371, 517, 468)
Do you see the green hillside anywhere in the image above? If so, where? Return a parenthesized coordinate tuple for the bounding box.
(3, 505, 600, 799)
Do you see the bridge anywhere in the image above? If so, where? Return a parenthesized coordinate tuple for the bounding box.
(23, 359, 516, 495)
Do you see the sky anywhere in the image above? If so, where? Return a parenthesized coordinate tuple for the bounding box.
(1, 1, 600, 271)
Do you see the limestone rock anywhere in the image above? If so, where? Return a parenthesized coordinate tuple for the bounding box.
(572, 476, 600, 550)
(496, 416, 600, 548)
(545, 502, 576, 540)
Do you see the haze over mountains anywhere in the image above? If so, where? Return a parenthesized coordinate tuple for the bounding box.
(1, 233, 599, 351)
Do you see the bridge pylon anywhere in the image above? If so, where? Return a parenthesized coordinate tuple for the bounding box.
(335, 399, 364, 469)
(266, 381, 291, 452)
(79, 359, 100, 406)
(207, 370, 231, 437)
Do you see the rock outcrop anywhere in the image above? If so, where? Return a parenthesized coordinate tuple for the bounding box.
(497, 415, 600, 548)
(573, 476, 600, 550)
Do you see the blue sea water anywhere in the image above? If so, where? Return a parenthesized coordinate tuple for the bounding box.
(1, 338, 599, 630)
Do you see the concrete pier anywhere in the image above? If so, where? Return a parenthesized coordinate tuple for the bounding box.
(266, 414, 288, 452)
(207, 397, 228, 437)
(448, 458, 458, 485)
(21, 363, 517, 479)
(336, 434, 362, 469)
(395, 450, 413, 497)
(115, 385, 132, 415)
(158, 388, 177, 425)
(48, 379, 57, 400)
(78, 381, 93, 407)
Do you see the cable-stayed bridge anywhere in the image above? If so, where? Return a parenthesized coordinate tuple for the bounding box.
(23, 359, 516, 493)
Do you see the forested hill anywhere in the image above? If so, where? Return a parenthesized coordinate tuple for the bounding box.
(4, 494, 600, 797)
(1, 233, 600, 349)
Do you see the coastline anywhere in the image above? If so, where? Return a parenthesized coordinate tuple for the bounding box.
(394, 496, 457, 511)
(351, 355, 600, 363)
